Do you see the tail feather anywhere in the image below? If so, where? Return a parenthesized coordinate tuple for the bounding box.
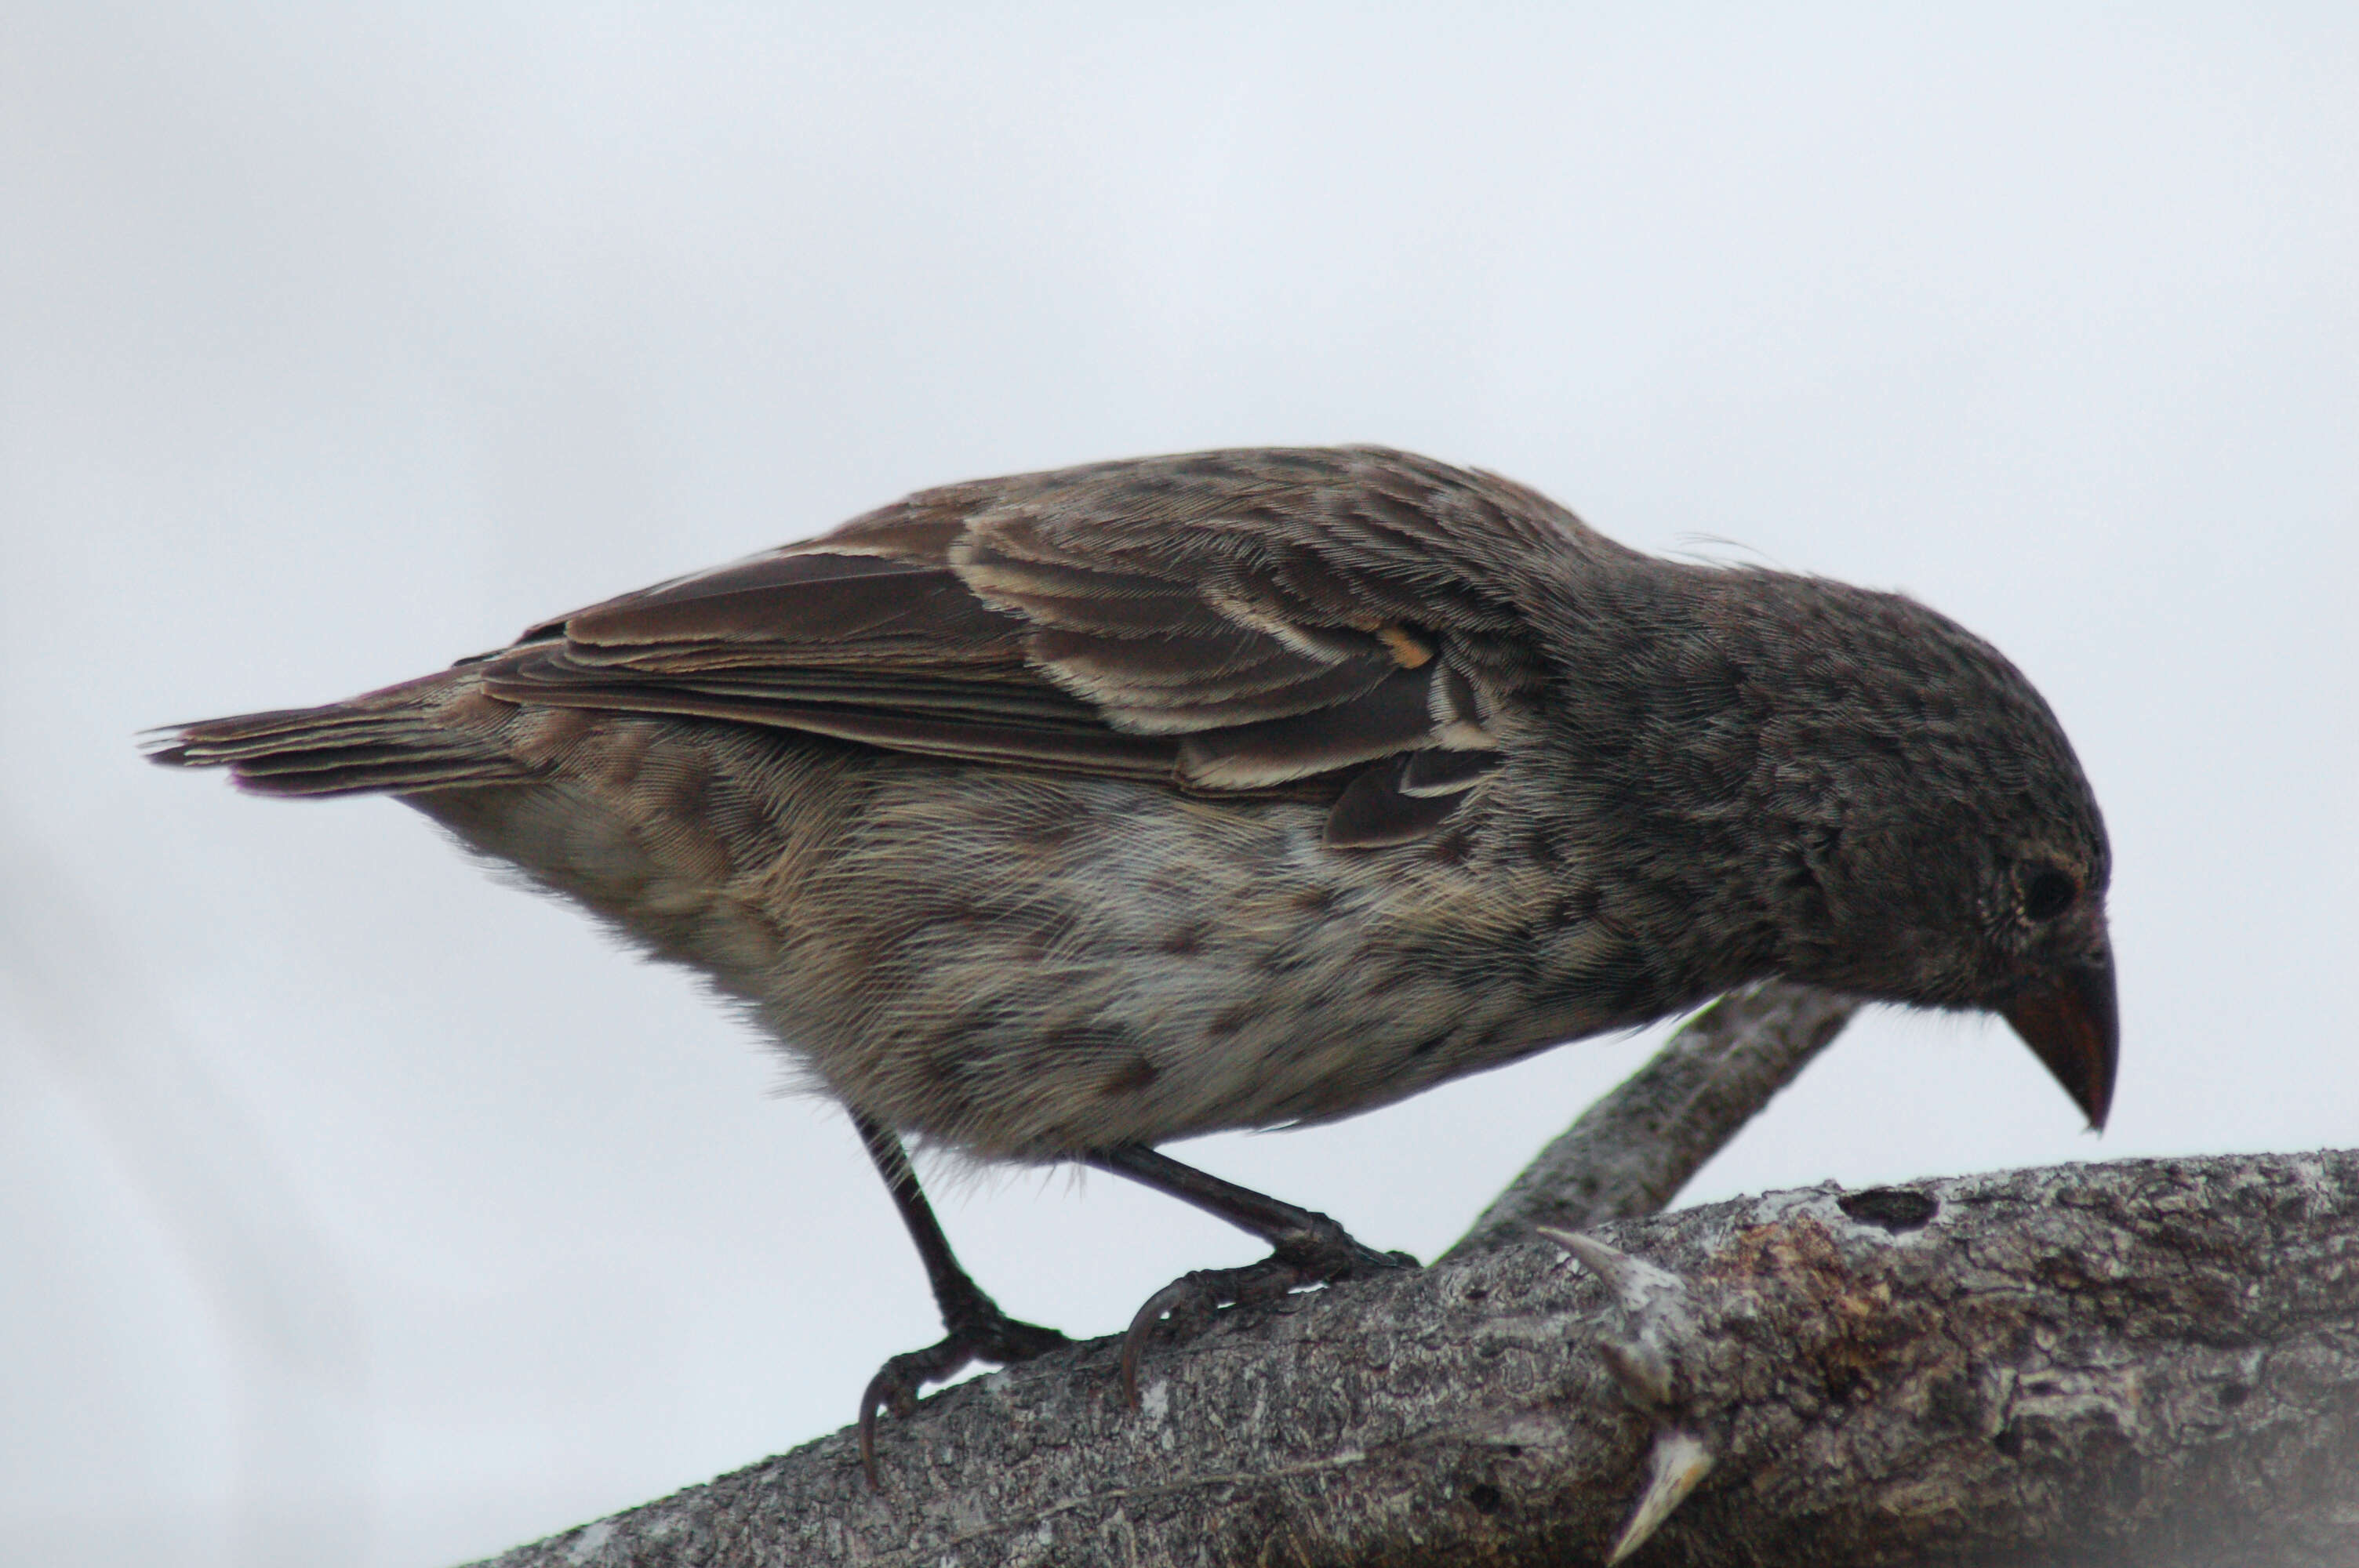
(147, 680, 526, 798)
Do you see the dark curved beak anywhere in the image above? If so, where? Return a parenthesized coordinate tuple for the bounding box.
(2003, 948, 2118, 1131)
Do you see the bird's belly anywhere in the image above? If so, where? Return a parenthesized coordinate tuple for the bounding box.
(413, 723, 1598, 1160)
(758, 757, 1601, 1156)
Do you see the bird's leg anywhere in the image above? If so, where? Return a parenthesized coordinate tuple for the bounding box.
(1085, 1144, 1417, 1404)
(852, 1113, 1070, 1487)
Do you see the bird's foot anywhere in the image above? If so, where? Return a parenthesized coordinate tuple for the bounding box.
(1119, 1214, 1416, 1404)
(858, 1302, 1070, 1487)
(1539, 1226, 1715, 1564)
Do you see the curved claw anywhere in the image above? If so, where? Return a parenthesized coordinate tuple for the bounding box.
(857, 1315, 1070, 1489)
(856, 1367, 912, 1490)
(1120, 1274, 1208, 1406)
(1118, 1236, 1416, 1406)
(859, 1339, 966, 1489)
(1118, 1260, 1303, 1406)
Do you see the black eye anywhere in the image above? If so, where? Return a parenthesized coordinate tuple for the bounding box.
(2022, 866, 2078, 922)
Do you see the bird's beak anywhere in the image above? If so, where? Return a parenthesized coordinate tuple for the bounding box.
(2003, 946, 2118, 1131)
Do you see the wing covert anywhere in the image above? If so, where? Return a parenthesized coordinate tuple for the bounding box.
(481, 447, 1572, 843)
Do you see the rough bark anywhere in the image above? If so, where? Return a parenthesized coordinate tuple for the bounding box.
(470, 1144, 2359, 1566)
(458, 989, 2353, 1566)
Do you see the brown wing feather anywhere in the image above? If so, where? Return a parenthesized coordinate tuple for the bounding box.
(478, 447, 1578, 840)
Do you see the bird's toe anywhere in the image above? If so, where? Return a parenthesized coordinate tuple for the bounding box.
(1119, 1220, 1417, 1406)
(856, 1306, 1071, 1488)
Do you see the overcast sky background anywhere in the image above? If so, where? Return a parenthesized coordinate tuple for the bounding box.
(2, 5, 2354, 1565)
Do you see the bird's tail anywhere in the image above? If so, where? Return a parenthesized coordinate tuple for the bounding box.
(146, 673, 529, 797)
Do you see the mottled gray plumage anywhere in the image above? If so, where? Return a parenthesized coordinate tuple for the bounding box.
(151, 446, 2117, 1474)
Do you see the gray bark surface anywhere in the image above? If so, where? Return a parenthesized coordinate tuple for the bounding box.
(471, 1149, 2359, 1568)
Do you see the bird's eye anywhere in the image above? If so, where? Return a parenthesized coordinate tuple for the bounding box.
(2022, 866, 2078, 923)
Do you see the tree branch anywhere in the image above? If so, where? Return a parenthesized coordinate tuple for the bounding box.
(470, 1149, 2359, 1568)
(1448, 982, 1858, 1257)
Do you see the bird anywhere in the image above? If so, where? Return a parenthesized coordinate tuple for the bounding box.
(150, 445, 2117, 1482)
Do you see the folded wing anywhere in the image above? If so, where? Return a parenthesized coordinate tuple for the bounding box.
(481, 447, 1567, 846)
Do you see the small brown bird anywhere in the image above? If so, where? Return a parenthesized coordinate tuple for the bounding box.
(151, 446, 2116, 1478)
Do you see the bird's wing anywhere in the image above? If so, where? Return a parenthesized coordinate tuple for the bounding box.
(479, 447, 1576, 846)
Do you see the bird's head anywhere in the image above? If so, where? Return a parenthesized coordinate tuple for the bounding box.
(1747, 577, 2118, 1129)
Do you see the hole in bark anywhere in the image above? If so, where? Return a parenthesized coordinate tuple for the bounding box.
(1994, 1427, 2025, 1457)
(1467, 1483, 1504, 1515)
(1463, 1286, 1489, 1302)
(2219, 1382, 2251, 1408)
(1838, 1187, 1940, 1232)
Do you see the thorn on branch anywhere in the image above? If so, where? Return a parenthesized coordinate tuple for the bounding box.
(1539, 1225, 1717, 1563)
(1608, 1430, 1714, 1565)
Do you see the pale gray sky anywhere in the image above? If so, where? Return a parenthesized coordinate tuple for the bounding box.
(3, 5, 2354, 1565)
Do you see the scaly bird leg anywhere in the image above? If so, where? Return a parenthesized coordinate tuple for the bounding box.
(1085, 1145, 1416, 1404)
(852, 1113, 1070, 1487)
